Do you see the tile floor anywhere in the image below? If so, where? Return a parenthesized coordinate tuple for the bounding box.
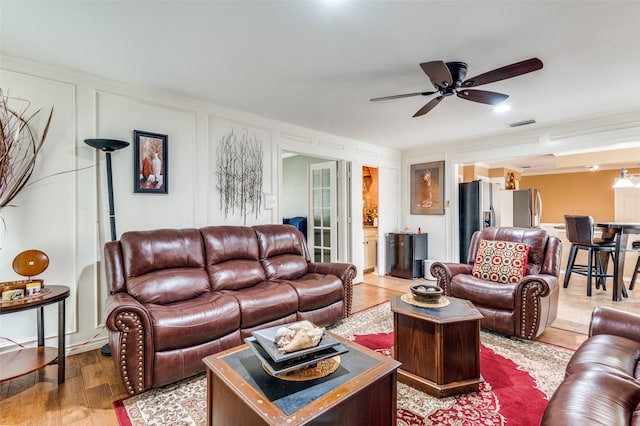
(554, 275, 640, 334)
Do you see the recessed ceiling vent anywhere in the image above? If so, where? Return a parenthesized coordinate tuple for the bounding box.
(507, 119, 537, 128)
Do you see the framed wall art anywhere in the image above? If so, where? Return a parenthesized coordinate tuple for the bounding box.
(134, 130, 168, 194)
(410, 160, 445, 215)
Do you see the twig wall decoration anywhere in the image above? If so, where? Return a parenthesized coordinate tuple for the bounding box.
(216, 128, 263, 223)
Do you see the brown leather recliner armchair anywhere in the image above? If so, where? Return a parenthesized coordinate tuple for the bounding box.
(431, 227, 561, 339)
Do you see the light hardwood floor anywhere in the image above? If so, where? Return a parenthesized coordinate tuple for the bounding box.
(1, 272, 636, 425)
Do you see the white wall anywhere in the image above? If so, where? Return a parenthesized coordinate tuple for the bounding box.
(401, 153, 450, 263)
(0, 55, 401, 354)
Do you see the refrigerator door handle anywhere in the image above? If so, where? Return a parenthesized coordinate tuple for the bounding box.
(536, 190, 543, 226)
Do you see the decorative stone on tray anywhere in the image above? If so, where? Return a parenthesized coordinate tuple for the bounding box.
(274, 320, 324, 353)
(247, 321, 348, 379)
(410, 283, 443, 302)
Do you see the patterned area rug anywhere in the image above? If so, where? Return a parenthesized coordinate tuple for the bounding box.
(114, 302, 573, 425)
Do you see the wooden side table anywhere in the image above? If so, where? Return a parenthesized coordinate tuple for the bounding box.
(391, 295, 483, 398)
(0, 285, 69, 384)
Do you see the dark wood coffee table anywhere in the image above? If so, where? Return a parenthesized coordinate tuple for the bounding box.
(390, 295, 483, 398)
(203, 331, 400, 425)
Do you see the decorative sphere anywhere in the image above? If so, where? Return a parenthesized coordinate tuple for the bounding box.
(410, 284, 443, 302)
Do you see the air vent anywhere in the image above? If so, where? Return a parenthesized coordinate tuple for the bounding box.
(507, 119, 537, 128)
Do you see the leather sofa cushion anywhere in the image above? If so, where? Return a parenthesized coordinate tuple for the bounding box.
(127, 268, 211, 305)
(541, 370, 640, 425)
(121, 228, 205, 277)
(254, 225, 309, 279)
(450, 274, 516, 311)
(121, 228, 210, 304)
(283, 273, 344, 311)
(201, 226, 266, 290)
(565, 334, 640, 379)
(147, 292, 241, 352)
(263, 254, 308, 280)
(225, 281, 299, 328)
(207, 259, 266, 291)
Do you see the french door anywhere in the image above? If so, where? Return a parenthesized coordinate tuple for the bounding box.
(309, 161, 337, 262)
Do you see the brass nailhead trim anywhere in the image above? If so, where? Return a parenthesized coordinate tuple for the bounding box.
(521, 282, 542, 339)
(116, 312, 145, 395)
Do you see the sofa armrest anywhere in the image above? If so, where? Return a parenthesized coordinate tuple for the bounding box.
(307, 262, 357, 318)
(514, 274, 559, 339)
(105, 293, 155, 395)
(589, 307, 640, 341)
(430, 262, 474, 295)
(518, 274, 558, 298)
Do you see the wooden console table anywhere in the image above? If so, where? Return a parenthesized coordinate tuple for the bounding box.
(0, 285, 69, 384)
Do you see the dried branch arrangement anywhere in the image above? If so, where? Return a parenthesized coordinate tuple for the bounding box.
(0, 90, 54, 209)
(216, 128, 263, 223)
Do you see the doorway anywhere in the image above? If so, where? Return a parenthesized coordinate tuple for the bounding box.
(309, 161, 337, 262)
(362, 166, 379, 273)
(281, 152, 347, 262)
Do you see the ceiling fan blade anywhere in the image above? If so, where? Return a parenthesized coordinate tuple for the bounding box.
(457, 89, 509, 105)
(413, 96, 444, 117)
(370, 91, 436, 102)
(420, 61, 453, 89)
(461, 58, 543, 88)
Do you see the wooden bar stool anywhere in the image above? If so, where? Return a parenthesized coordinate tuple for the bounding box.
(563, 215, 621, 297)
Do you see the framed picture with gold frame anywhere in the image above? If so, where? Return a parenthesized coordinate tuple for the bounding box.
(410, 161, 445, 215)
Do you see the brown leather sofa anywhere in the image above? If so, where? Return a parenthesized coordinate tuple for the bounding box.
(542, 307, 640, 425)
(104, 224, 356, 395)
(431, 226, 561, 339)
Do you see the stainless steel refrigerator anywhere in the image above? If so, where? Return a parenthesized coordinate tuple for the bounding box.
(458, 180, 500, 263)
(499, 188, 542, 228)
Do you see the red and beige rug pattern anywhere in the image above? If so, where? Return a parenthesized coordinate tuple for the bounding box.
(114, 302, 573, 425)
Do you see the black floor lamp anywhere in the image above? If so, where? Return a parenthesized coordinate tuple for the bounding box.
(84, 138, 129, 356)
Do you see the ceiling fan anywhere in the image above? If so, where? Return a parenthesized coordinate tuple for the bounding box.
(370, 58, 543, 117)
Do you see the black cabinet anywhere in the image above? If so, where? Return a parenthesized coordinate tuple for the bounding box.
(386, 233, 428, 279)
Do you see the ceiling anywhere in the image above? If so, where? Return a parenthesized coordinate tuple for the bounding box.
(2, 1, 640, 173)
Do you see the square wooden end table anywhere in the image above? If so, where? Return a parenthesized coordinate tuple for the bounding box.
(390, 295, 483, 398)
(203, 331, 400, 425)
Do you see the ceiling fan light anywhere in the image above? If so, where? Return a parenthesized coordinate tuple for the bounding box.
(493, 104, 511, 113)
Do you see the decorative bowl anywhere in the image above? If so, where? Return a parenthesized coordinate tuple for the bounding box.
(410, 284, 443, 302)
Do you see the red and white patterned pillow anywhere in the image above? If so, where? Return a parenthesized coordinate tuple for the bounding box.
(471, 239, 530, 284)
